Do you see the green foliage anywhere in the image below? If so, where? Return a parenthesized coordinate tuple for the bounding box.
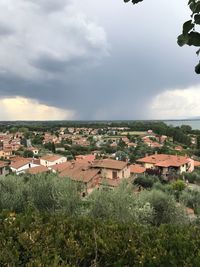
(172, 180, 186, 192)
(32, 134, 44, 145)
(1, 212, 200, 266)
(139, 189, 188, 226)
(23, 150, 34, 158)
(134, 175, 160, 188)
(87, 183, 153, 224)
(44, 142, 56, 153)
(0, 174, 81, 215)
(197, 135, 200, 149)
(184, 170, 200, 184)
(115, 150, 128, 161)
(180, 189, 200, 214)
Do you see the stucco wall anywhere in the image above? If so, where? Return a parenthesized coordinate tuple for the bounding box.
(40, 157, 67, 167)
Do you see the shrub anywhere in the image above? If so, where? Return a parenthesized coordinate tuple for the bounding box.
(180, 189, 200, 214)
(0, 212, 200, 266)
(134, 175, 160, 188)
(139, 189, 188, 226)
(87, 182, 154, 224)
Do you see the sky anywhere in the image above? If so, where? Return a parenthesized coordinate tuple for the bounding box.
(0, 0, 199, 120)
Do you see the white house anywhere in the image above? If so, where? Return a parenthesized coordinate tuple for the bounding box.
(10, 159, 40, 175)
(40, 155, 67, 167)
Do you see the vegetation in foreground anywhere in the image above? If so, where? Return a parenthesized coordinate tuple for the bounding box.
(1, 173, 200, 265)
(1, 211, 200, 267)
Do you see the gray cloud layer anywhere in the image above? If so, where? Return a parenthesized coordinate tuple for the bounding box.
(0, 0, 199, 119)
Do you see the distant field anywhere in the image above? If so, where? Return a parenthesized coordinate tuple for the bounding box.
(121, 131, 146, 136)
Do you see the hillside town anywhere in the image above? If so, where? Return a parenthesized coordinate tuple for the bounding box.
(0, 122, 200, 196)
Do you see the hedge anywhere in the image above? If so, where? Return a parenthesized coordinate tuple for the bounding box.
(1, 211, 200, 266)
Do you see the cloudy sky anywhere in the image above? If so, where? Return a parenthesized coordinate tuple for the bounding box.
(0, 0, 199, 120)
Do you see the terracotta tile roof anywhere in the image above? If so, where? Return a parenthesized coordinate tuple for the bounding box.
(41, 155, 64, 162)
(10, 159, 31, 169)
(51, 162, 71, 173)
(137, 154, 189, 168)
(194, 161, 200, 167)
(75, 154, 96, 162)
(59, 162, 100, 183)
(10, 156, 25, 162)
(0, 160, 8, 168)
(130, 164, 146, 174)
(26, 165, 49, 175)
(92, 159, 128, 170)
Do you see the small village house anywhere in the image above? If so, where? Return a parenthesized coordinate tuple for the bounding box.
(40, 155, 67, 167)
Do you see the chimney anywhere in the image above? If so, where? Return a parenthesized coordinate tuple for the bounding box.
(155, 151, 158, 155)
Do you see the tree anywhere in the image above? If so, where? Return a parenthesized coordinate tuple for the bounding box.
(124, 0, 200, 73)
(23, 150, 34, 158)
(197, 135, 200, 149)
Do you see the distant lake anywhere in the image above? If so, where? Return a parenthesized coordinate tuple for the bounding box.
(164, 120, 200, 130)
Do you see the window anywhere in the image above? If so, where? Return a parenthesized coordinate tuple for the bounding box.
(112, 171, 117, 179)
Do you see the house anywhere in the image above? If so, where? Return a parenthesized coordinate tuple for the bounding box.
(40, 155, 67, 167)
(194, 161, 200, 169)
(174, 146, 183, 151)
(10, 159, 40, 175)
(92, 159, 130, 180)
(0, 149, 12, 159)
(50, 162, 72, 173)
(137, 153, 194, 178)
(0, 160, 9, 176)
(130, 164, 146, 177)
(59, 161, 101, 195)
(75, 154, 96, 163)
(26, 165, 50, 175)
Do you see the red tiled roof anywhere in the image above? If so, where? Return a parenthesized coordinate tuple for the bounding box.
(75, 154, 96, 162)
(51, 162, 71, 173)
(10, 159, 31, 169)
(92, 159, 128, 170)
(130, 164, 146, 174)
(26, 165, 49, 174)
(59, 162, 100, 183)
(41, 155, 64, 162)
(137, 154, 189, 168)
(194, 161, 200, 167)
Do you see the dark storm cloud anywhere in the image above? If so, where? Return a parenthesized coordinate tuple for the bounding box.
(0, 0, 199, 119)
(31, 56, 69, 73)
(28, 0, 71, 12)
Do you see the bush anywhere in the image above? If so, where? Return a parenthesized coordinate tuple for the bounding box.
(134, 175, 160, 188)
(0, 174, 81, 215)
(172, 180, 186, 192)
(180, 189, 200, 214)
(87, 183, 153, 224)
(184, 171, 200, 184)
(139, 189, 188, 226)
(0, 212, 200, 266)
